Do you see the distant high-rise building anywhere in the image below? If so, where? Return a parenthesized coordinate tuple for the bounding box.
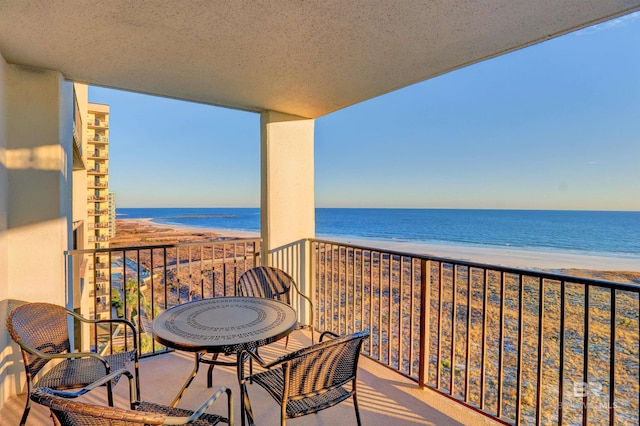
(108, 192, 116, 237)
(87, 103, 111, 318)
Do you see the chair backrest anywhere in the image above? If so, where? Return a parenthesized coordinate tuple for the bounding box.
(283, 330, 369, 400)
(6, 302, 71, 378)
(31, 387, 166, 426)
(237, 266, 292, 304)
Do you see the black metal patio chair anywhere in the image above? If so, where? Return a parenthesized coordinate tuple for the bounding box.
(6, 302, 140, 425)
(31, 369, 233, 425)
(205, 266, 315, 388)
(236, 266, 314, 347)
(239, 330, 369, 425)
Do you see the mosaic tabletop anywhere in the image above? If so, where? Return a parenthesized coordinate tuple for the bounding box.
(152, 297, 298, 353)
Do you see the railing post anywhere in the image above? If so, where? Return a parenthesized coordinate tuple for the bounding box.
(419, 259, 431, 387)
(307, 239, 316, 332)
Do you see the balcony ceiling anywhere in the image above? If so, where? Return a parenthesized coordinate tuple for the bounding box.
(1, 1, 639, 118)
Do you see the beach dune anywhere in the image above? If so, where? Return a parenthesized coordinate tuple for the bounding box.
(112, 219, 640, 284)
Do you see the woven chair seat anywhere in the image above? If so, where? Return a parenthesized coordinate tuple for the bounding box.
(137, 402, 228, 425)
(37, 351, 135, 390)
(251, 369, 351, 419)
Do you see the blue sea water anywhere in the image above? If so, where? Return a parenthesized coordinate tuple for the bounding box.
(117, 208, 640, 258)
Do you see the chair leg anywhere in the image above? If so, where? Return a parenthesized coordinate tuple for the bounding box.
(281, 401, 287, 426)
(19, 395, 31, 426)
(19, 378, 33, 426)
(207, 353, 220, 388)
(353, 393, 362, 426)
(134, 358, 140, 400)
(106, 380, 114, 406)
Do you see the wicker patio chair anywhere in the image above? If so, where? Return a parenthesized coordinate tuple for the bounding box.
(31, 369, 233, 425)
(237, 266, 314, 346)
(6, 302, 140, 426)
(239, 330, 369, 426)
(205, 266, 315, 388)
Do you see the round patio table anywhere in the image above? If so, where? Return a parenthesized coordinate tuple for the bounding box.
(152, 296, 298, 424)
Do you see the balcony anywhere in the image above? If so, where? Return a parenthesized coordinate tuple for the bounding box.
(87, 168, 109, 175)
(88, 119, 109, 128)
(87, 181, 108, 188)
(56, 239, 640, 425)
(88, 222, 110, 230)
(87, 195, 107, 201)
(88, 209, 109, 215)
(87, 168, 108, 175)
(0, 329, 498, 425)
(88, 135, 109, 144)
(88, 235, 110, 243)
(88, 151, 109, 159)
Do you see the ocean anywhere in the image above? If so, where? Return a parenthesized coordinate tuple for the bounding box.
(117, 208, 640, 258)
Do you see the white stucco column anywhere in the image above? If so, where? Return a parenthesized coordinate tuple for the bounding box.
(0, 63, 74, 405)
(5, 65, 73, 306)
(0, 54, 9, 309)
(260, 111, 315, 254)
(0, 50, 11, 411)
(260, 111, 315, 327)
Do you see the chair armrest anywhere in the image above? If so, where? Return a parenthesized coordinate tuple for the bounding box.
(95, 318, 138, 353)
(290, 280, 314, 310)
(67, 311, 138, 352)
(16, 340, 110, 368)
(239, 348, 275, 369)
(44, 369, 134, 399)
(68, 310, 137, 335)
(319, 331, 339, 342)
(163, 387, 232, 425)
(240, 345, 300, 371)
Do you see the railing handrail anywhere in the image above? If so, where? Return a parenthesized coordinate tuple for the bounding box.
(66, 237, 262, 256)
(310, 237, 640, 292)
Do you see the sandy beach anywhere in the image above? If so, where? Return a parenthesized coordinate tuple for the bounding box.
(112, 218, 640, 283)
(325, 236, 640, 272)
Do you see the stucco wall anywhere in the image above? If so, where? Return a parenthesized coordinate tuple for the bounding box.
(0, 50, 8, 302)
(0, 50, 10, 411)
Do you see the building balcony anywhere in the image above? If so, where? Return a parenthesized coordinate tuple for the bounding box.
(87, 195, 108, 201)
(57, 239, 640, 425)
(95, 300, 111, 312)
(88, 119, 109, 128)
(88, 222, 110, 230)
(88, 151, 109, 159)
(87, 181, 109, 188)
(88, 135, 109, 143)
(88, 235, 110, 243)
(88, 262, 110, 271)
(87, 168, 108, 175)
(87, 209, 109, 215)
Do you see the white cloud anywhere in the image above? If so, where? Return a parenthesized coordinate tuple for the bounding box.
(576, 11, 640, 35)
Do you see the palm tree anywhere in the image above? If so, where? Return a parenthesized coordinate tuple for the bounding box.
(124, 279, 144, 321)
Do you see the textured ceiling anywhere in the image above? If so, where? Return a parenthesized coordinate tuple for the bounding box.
(1, 1, 639, 118)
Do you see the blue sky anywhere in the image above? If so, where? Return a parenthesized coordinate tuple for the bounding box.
(90, 12, 640, 211)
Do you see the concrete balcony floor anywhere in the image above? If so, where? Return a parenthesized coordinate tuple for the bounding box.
(1, 331, 500, 425)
